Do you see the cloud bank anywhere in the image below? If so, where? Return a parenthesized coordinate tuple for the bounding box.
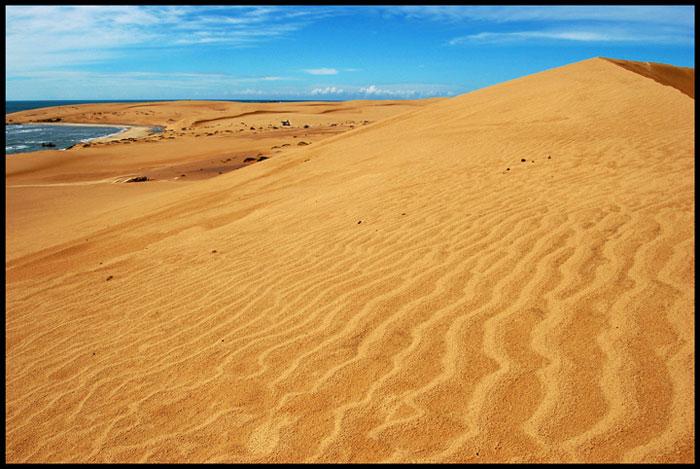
(304, 68, 339, 75)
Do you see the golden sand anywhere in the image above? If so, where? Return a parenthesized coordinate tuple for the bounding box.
(5, 58, 694, 462)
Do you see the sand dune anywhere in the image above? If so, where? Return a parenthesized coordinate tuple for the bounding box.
(5, 100, 432, 261)
(5, 58, 694, 462)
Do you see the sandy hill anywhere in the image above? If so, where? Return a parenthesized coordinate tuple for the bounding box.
(5, 99, 436, 260)
(5, 58, 694, 463)
(5, 98, 441, 129)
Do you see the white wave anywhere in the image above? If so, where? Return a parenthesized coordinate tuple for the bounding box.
(81, 127, 127, 142)
(6, 144, 29, 151)
(7, 128, 44, 134)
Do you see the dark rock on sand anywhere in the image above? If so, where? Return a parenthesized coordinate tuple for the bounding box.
(125, 176, 149, 183)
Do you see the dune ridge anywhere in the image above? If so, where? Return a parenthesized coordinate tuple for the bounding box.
(602, 57, 695, 98)
(5, 58, 694, 462)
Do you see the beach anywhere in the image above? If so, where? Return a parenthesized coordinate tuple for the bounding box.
(27, 121, 157, 143)
(5, 58, 695, 463)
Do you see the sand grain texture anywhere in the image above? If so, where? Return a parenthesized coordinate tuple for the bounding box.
(5, 58, 694, 463)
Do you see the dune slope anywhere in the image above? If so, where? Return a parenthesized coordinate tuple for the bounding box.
(5, 99, 434, 261)
(5, 58, 694, 463)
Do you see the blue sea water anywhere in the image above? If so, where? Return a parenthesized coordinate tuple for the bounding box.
(5, 101, 144, 154)
(5, 123, 127, 154)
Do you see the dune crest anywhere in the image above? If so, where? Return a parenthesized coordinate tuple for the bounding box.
(602, 57, 695, 98)
(5, 58, 694, 463)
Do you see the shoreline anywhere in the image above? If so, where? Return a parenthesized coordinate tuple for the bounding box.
(7, 121, 160, 149)
(87, 124, 158, 143)
(7, 121, 133, 129)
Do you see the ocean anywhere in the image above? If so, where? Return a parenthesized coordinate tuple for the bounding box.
(5, 101, 145, 154)
(5, 100, 337, 154)
(5, 123, 128, 154)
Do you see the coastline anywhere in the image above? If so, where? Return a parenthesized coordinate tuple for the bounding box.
(86, 124, 156, 143)
(7, 121, 159, 147)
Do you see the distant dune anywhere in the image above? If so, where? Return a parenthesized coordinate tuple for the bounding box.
(5, 58, 694, 463)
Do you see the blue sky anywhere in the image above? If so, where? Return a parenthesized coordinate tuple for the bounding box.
(5, 5, 695, 100)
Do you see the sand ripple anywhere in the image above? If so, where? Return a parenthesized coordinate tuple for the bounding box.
(5, 58, 694, 462)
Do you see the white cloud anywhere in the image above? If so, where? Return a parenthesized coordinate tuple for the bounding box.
(310, 86, 344, 95)
(382, 6, 694, 28)
(6, 70, 298, 99)
(359, 84, 457, 98)
(358, 85, 421, 98)
(10, 70, 291, 83)
(5, 6, 336, 73)
(382, 6, 694, 46)
(359, 85, 380, 95)
(308, 83, 456, 99)
(449, 26, 692, 45)
(304, 68, 339, 75)
(7, 67, 459, 99)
